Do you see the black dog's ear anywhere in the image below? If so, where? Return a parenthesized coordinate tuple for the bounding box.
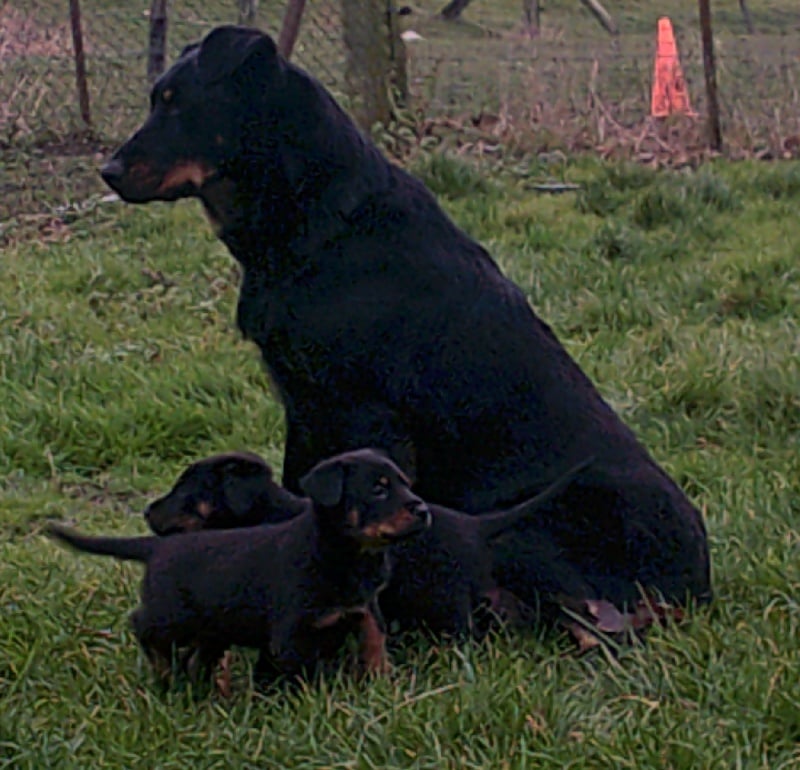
(197, 25, 279, 85)
(178, 41, 200, 59)
(299, 459, 345, 508)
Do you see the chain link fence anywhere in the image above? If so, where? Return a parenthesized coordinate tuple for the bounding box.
(2, 0, 800, 224)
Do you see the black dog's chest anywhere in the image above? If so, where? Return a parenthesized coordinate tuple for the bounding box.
(237, 268, 284, 342)
(237, 265, 375, 398)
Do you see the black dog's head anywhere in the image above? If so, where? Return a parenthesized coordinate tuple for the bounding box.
(300, 449, 431, 549)
(144, 451, 301, 535)
(101, 26, 284, 204)
(100, 25, 382, 230)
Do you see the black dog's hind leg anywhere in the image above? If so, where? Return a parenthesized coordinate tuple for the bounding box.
(491, 529, 596, 625)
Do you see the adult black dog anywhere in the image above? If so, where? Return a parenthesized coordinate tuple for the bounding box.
(100, 26, 711, 608)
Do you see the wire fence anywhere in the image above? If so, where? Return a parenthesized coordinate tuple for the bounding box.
(0, 1, 350, 144)
(2, 0, 800, 223)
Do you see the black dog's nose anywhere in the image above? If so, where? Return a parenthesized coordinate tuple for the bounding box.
(100, 158, 125, 187)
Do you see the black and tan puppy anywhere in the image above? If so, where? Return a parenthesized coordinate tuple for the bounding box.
(147, 450, 594, 637)
(49, 449, 430, 688)
(380, 457, 595, 636)
(144, 451, 305, 535)
(101, 26, 710, 609)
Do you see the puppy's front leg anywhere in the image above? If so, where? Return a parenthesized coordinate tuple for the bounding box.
(358, 600, 391, 676)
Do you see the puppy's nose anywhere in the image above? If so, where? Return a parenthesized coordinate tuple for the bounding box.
(143, 504, 152, 522)
(410, 499, 432, 528)
(100, 158, 125, 188)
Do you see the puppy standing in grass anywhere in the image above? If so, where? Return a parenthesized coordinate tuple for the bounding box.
(100, 25, 711, 611)
(144, 450, 595, 637)
(49, 449, 431, 689)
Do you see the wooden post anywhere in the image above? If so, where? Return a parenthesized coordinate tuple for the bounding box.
(238, 0, 258, 26)
(342, 0, 393, 128)
(578, 0, 618, 35)
(278, 0, 306, 58)
(698, 0, 722, 151)
(523, 0, 540, 36)
(440, 0, 472, 20)
(147, 0, 168, 83)
(386, 1, 408, 104)
(68, 0, 91, 129)
(738, 0, 755, 34)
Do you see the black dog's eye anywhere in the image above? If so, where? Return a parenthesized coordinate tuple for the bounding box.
(151, 88, 178, 112)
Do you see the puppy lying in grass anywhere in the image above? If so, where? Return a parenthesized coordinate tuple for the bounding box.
(49, 449, 431, 690)
(143, 449, 594, 638)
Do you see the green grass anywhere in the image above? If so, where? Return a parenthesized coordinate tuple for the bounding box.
(2, 156, 799, 768)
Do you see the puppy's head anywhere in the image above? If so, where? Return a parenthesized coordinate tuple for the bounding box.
(299, 449, 431, 549)
(144, 451, 293, 535)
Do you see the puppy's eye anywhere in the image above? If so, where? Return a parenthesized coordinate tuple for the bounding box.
(372, 477, 389, 498)
(161, 88, 174, 104)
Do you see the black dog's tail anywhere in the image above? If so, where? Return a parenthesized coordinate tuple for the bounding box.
(479, 457, 594, 541)
(48, 523, 157, 563)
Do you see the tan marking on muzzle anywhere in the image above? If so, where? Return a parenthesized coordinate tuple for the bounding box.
(360, 507, 420, 541)
(174, 514, 206, 533)
(196, 500, 214, 520)
(157, 162, 216, 195)
(127, 161, 161, 185)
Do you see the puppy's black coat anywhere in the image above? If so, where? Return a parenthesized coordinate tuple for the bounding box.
(101, 26, 711, 608)
(380, 457, 596, 635)
(144, 451, 305, 535)
(153, 450, 594, 636)
(49, 449, 430, 686)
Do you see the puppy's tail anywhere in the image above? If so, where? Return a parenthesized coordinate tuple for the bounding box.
(48, 523, 157, 563)
(479, 457, 594, 541)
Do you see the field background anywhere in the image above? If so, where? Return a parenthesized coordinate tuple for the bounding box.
(2, 0, 800, 223)
(2, 0, 800, 768)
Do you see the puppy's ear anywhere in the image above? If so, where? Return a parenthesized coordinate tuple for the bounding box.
(299, 460, 345, 508)
(197, 25, 279, 85)
(219, 459, 276, 523)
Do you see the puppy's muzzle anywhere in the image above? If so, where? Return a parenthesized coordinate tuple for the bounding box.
(360, 500, 431, 546)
